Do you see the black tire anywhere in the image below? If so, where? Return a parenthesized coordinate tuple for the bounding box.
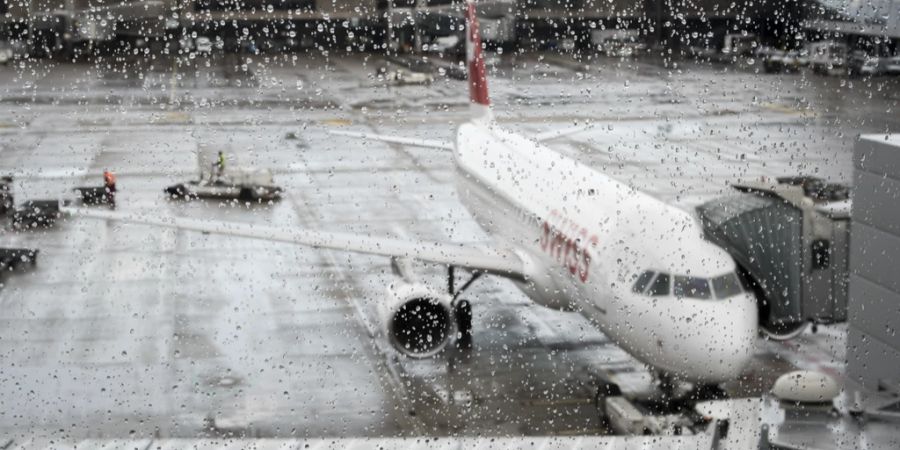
(239, 187, 258, 202)
(692, 383, 727, 401)
(165, 184, 187, 199)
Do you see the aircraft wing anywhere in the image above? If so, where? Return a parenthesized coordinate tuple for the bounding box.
(329, 125, 590, 149)
(532, 123, 593, 142)
(61, 206, 525, 278)
(328, 129, 453, 150)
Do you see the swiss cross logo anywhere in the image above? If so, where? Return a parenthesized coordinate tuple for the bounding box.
(539, 209, 598, 283)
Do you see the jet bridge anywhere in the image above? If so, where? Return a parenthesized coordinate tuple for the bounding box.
(696, 177, 851, 339)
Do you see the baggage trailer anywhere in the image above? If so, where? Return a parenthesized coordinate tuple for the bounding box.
(11, 200, 65, 230)
(0, 248, 38, 271)
(73, 186, 111, 205)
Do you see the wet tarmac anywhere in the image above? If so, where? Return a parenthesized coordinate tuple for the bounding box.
(0, 51, 898, 444)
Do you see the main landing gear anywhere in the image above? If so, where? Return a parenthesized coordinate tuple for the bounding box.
(448, 266, 481, 350)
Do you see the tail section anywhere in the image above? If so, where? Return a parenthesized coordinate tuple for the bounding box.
(465, 1, 492, 120)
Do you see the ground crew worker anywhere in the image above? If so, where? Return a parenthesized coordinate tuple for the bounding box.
(103, 170, 116, 208)
(215, 151, 226, 180)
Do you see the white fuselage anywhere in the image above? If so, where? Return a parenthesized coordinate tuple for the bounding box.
(453, 121, 757, 383)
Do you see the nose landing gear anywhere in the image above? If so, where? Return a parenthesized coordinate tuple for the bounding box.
(655, 371, 729, 403)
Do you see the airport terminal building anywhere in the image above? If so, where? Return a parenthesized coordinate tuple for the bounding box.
(6, 0, 893, 56)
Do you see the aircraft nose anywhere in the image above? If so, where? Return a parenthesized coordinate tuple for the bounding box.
(689, 293, 758, 382)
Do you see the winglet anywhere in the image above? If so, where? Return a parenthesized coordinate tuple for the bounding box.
(465, 0, 491, 120)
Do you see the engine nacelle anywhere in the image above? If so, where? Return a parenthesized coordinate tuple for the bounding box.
(380, 283, 455, 358)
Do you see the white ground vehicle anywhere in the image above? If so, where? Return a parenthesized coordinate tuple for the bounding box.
(0, 44, 12, 65)
(426, 35, 460, 53)
(592, 30, 646, 57)
(195, 37, 213, 54)
(602, 39, 646, 57)
(808, 41, 848, 75)
(858, 57, 881, 75)
(847, 52, 889, 77)
(886, 56, 900, 75)
(165, 167, 282, 202)
(722, 33, 757, 56)
(478, 14, 515, 45)
(385, 69, 433, 86)
(178, 36, 194, 53)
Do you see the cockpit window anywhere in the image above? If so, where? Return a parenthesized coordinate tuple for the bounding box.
(634, 271, 744, 300)
(632, 270, 656, 294)
(673, 275, 712, 300)
(711, 272, 744, 299)
(647, 273, 670, 297)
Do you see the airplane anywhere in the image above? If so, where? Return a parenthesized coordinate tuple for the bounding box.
(62, 0, 757, 388)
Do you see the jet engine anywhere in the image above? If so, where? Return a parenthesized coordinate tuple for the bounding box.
(380, 283, 455, 358)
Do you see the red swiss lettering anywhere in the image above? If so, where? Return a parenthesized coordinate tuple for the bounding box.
(538, 214, 598, 283)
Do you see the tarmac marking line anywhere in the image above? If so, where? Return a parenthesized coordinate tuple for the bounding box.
(524, 398, 595, 407)
(321, 119, 352, 126)
(285, 189, 427, 435)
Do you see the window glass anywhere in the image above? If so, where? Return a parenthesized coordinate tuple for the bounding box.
(3, 0, 897, 442)
(647, 273, 670, 297)
(632, 270, 655, 294)
(711, 272, 744, 299)
(673, 275, 712, 300)
(812, 239, 831, 270)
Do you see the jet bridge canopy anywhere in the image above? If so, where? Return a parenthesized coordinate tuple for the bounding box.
(698, 194, 804, 336)
(697, 178, 851, 340)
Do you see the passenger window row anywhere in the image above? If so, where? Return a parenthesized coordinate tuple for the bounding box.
(631, 270, 745, 300)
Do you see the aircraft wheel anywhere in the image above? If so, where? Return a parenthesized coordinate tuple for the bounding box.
(693, 383, 727, 401)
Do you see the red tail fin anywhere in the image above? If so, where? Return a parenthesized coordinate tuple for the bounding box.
(465, 1, 491, 116)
